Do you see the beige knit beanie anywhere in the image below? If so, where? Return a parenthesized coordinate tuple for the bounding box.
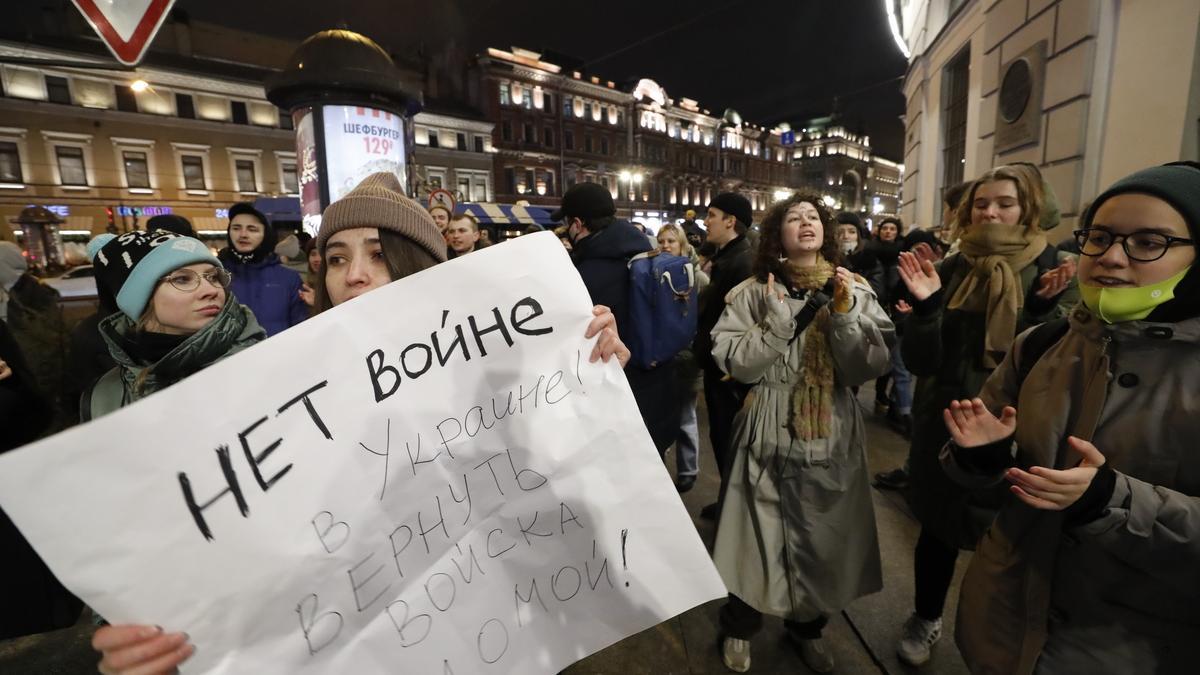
(316, 172, 447, 262)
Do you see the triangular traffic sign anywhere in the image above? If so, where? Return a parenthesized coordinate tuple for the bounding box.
(70, 0, 177, 66)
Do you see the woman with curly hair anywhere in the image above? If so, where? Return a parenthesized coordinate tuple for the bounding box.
(709, 195, 895, 673)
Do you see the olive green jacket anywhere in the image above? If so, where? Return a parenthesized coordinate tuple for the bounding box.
(83, 298, 265, 421)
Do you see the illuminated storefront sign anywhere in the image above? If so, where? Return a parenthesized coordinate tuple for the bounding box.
(115, 205, 172, 217)
(26, 204, 71, 217)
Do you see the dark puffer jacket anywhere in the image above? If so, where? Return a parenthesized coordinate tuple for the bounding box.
(571, 220, 679, 451)
(223, 254, 307, 337)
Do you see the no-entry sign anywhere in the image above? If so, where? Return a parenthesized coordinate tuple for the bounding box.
(70, 0, 177, 66)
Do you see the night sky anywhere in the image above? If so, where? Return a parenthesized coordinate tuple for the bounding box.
(181, 0, 908, 160)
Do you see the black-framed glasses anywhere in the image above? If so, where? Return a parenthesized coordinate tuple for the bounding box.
(160, 268, 232, 292)
(1073, 228, 1194, 262)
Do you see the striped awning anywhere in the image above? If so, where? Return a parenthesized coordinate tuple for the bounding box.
(458, 203, 554, 227)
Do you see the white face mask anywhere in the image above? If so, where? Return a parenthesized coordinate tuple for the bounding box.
(840, 241, 856, 255)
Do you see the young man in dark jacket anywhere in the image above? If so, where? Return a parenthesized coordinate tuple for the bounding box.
(694, 192, 755, 519)
(555, 183, 679, 453)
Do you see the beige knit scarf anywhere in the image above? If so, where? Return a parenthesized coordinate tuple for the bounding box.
(947, 223, 1047, 368)
(784, 259, 836, 442)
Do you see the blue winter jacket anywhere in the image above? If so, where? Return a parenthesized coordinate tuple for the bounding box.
(225, 254, 307, 337)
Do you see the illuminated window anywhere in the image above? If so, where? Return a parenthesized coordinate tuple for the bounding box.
(235, 159, 257, 192)
(55, 146, 87, 185)
(123, 151, 150, 188)
(500, 82, 511, 105)
(533, 87, 544, 109)
(281, 162, 298, 193)
(181, 155, 205, 190)
(0, 142, 22, 183)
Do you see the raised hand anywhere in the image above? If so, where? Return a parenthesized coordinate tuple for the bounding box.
(1034, 258, 1077, 300)
(94, 624, 193, 675)
(298, 283, 316, 307)
(912, 241, 937, 264)
(764, 272, 791, 323)
(1006, 437, 1106, 510)
(898, 250, 942, 301)
(832, 266, 854, 313)
(943, 398, 1017, 448)
(894, 299, 913, 315)
(0, 357, 11, 381)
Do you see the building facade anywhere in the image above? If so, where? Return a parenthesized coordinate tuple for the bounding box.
(896, 0, 1200, 235)
(411, 108, 495, 203)
(0, 39, 298, 249)
(788, 117, 904, 226)
(471, 47, 796, 227)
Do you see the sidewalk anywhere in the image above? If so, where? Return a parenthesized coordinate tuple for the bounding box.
(0, 388, 971, 674)
(565, 386, 971, 675)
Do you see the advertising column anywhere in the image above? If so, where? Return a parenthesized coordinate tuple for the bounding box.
(322, 105, 407, 203)
(291, 105, 409, 237)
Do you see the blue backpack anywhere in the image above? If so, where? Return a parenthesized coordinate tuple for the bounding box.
(626, 251, 698, 369)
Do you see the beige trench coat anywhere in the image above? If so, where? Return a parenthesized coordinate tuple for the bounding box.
(944, 306, 1200, 674)
(710, 277, 895, 619)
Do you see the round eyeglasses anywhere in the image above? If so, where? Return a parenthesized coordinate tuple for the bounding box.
(1073, 228, 1195, 263)
(160, 268, 232, 292)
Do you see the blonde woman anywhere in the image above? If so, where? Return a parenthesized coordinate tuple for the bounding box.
(657, 223, 708, 491)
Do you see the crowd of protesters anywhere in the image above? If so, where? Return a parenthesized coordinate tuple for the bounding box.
(2, 157, 1198, 674)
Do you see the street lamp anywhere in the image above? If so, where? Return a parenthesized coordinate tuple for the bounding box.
(716, 108, 741, 191)
(129, 78, 149, 92)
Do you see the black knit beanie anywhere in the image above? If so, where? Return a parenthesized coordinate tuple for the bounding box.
(147, 214, 196, 239)
(1082, 161, 1200, 322)
(708, 193, 753, 230)
(221, 202, 277, 265)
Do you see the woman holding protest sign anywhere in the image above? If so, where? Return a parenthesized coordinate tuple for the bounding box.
(709, 195, 894, 673)
(91, 172, 631, 675)
(306, 173, 628, 370)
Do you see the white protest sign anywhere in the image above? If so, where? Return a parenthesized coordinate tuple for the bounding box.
(0, 233, 725, 673)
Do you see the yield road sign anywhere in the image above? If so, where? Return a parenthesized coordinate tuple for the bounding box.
(70, 0, 177, 66)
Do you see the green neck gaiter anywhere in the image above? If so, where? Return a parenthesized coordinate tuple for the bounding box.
(1080, 266, 1191, 323)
